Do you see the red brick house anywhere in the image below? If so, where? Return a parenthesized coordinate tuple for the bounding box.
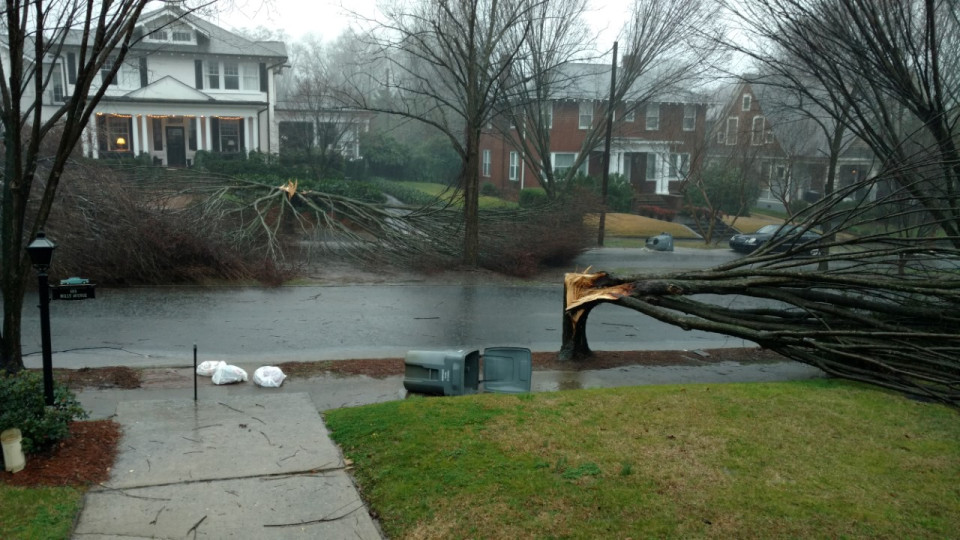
(478, 62, 709, 204)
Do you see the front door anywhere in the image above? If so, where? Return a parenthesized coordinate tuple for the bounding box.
(165, 127, 186, 167)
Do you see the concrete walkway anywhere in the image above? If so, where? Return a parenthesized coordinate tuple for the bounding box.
(72, 393, 383, 539)
(71, 360, 825, 539)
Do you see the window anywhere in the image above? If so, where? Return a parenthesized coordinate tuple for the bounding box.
(726, 117, 738, 145)
(52, 69, 64, 102)
(146, 25, 168, 41)
(765, 129, 774, 144)
(683, 105, 695, 131)
(775, 165, 787, 181)
(509, 152, 519, 181)
(106, 116, 130, 151)
(243, 65, 259, 90)
(544, 102, 553, 129)
(645, 153, 657, 178)
(552, 153, 586, 176)
(624, 104, 635, 122)
(668, 153, 690, 178)
(482, 149, 491, 177)
(752, 116, 765, 145)
(578, 102, 593, 129)
(716, 131, 725, 144)
(153, 118, 163, 151)
(207, 61, 220, 89)
(219, 119, 241, 152)
(172, 28, 193, 42)
(742, 94, 752, 111)
(223, 61, 240, 90)
(188, 118, 197, 151)
(101, 59, 117, 86)
(645, 103, 660, 130)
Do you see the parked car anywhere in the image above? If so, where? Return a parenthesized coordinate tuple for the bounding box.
(729, 224, 821, 254)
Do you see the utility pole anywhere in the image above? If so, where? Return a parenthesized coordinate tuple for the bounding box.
(598, 41, 618, 247)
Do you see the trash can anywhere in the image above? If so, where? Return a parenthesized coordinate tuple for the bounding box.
(2, 428, 26, 473)
(482, 347, 532, 394)
(645, 232, 674, 251)
(403, 349, 480, 396)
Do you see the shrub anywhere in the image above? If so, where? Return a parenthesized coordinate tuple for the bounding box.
(480, 182, 500, 197)
(0, 371, 87, 455)
(478, 201, 592, 277)
(518, 188, 548, 208)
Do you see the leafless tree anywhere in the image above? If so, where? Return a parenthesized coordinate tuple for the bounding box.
(561, 0, 960, 406)
(499, 0, 723, 196)
(0, 1, 216, 373)
(341, 0, 543, 266)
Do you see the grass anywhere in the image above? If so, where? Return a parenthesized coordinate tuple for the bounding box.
(723, 212, 785, 234)
(326, 379, 960, 539)
(586, 213, 698, 239)
(397, 181, 518, 209)
(0, 485, 83, 539)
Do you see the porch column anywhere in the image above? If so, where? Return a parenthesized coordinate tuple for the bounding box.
(140, 115, 149, 155)
(84, 122, 98, 159)
(195, 116, 203, 151)
(251, 114, 260, 153)
(204, 116, 212, 151)
(246, 116, 254, 155)
(131, 114, 141, 155)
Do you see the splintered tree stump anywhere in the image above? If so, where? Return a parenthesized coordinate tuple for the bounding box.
(559, 271, 637, 361)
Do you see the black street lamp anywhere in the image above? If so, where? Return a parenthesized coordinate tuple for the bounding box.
(26, 231, 56, 406)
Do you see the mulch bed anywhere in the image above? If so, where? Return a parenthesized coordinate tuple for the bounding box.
(0, 420, 120, 488)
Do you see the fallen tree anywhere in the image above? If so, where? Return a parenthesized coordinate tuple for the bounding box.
(562, 175, 960, 406)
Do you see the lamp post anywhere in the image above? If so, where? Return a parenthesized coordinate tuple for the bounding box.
(26, 231, 56, 406)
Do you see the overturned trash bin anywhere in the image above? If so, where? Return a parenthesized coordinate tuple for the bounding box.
(645, 232, 674, 251)
(404, 347, 532, 396)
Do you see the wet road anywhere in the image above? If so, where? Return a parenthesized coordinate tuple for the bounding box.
(22, 248, 752, 368)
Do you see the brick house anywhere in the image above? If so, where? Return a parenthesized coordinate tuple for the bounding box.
(478, 62, 708, 205)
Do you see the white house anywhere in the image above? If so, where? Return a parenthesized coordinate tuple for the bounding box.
(53, 6, 288, 166)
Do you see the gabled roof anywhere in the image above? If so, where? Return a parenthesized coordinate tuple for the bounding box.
(61, 6, 286, 60)
(121, 75, 212, 101)
(548, 62, 704, 104)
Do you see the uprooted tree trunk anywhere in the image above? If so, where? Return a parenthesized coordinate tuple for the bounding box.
(561, 257, 960, 406)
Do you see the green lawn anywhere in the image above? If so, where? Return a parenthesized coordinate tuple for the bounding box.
(398, 181, 518, 209)
(326, 380, 959, 539)
(0, 485, 83, 539)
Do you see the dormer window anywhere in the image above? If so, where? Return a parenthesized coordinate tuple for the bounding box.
(146, 23, 195, 44)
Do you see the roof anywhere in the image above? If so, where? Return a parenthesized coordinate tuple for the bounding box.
(548, 62, 705, 104)
(61, 6, 286, 60)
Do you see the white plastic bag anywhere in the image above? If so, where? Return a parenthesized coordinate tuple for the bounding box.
(253, 366, 287, 388)
(211, 364, 248, 385)
(196, 360, 226, 377)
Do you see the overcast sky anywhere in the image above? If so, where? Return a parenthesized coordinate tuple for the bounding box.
(217, 0, 631, 52)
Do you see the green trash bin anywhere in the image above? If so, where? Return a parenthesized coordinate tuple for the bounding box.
(403, 349, 480, 396)
(482, 347, 532, 394)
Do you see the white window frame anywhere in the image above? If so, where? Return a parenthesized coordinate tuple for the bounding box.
(552, 152, 586, 177)
(219, 119, 241, 152)
(742, 94, 752, 111)
(765, 129, 774, 144)
(752, 116, 765, 145)
(223, 61, 240, 90)
(669, 153, 691, 178)
(172, 27, 194, 43)
(726, 117, 738, 145)
(578, 102, 593, 129)
(624, 104, 635, 122)
(682, 105, 695, 131)
(482, 149, 491, 177)
(207, 61, 220, 89)
(716, 130, 725, 144)
(106, 116, 130, 151)
(544, 102, 553, 129)
(645, 103, 660, 131)
(509, 151, 519, 181)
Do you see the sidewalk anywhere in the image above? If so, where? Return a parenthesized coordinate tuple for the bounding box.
(70, 360, 825, 538)
(72, 392, 384, 539)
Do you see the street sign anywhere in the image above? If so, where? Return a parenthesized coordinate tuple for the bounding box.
(52, 284, 96, 300)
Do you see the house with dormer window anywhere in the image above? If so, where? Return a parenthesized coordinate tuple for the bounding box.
(51, 6, 287, 166)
